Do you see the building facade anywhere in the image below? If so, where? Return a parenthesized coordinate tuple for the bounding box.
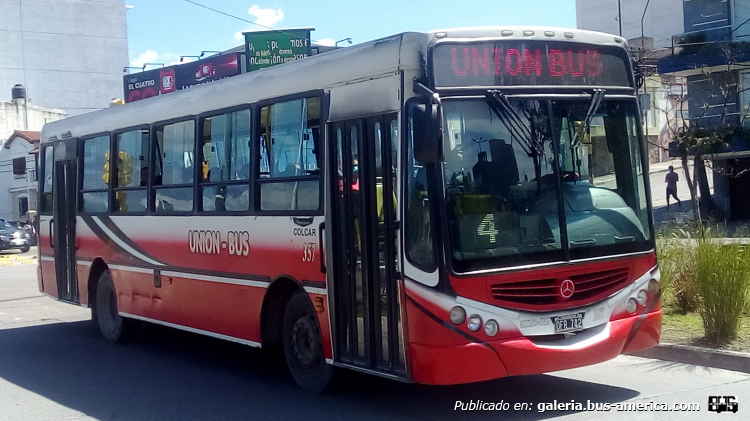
(576, 0, 684, 50)
(577, 0, 688, 163)
(656, 0, 750, 219)
(0, 96, 66, 222)
(0, 0, 129, 116)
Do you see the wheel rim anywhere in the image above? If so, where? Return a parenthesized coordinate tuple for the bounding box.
(291, 313, 321, 369)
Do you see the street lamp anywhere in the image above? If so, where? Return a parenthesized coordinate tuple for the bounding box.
(179, 55, 200, 62)
(200, 50, 221, 57)
(335, 38, 352, 47)
(641, 0, 651, 40)
(123, 66, 145, 73)
(143, 63, 165, 69)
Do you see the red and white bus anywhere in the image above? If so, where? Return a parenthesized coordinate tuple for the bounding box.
(37, 27, 660, 391)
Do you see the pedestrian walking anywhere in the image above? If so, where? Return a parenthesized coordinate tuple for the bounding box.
(665, 165, 681, 210)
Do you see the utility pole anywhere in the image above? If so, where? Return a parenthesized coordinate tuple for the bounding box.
(618, 0, 623, 36)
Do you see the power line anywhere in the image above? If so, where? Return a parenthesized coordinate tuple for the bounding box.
(182, 0, 313, 42)
(183, 0, 254, 24)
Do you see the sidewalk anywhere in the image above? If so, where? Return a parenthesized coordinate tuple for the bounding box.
(647, 158, 682, 174)
(630, 344, 750, 375)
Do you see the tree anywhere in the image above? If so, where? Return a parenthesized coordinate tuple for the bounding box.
(657, 40, 750, 225)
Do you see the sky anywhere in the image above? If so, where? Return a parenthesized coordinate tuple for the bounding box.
(125, 0, 577, 67)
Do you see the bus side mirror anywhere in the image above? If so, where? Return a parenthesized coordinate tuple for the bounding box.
(413, 103, 443, 163)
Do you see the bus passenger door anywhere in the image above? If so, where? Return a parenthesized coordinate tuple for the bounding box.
(52, 140, 79, 303)
(329, 115, 405, 377)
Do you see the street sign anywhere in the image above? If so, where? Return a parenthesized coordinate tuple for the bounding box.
(244, 28, 312, 72)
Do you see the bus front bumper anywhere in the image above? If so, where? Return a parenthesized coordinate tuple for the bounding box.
(410, 309, 661, 385)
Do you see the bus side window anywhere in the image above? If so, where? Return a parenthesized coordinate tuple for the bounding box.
(199, 109, 251, 212)
(80, 135, 110, 213)
(257, 96, 321, 212)
(40, 145, 54, 213)
(113, 129, 149, 213)
(154, 120, 195, 213)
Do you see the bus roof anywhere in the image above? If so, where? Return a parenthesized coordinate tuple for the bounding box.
(41, 31, 428, 143)
(40, 27, 628, 143)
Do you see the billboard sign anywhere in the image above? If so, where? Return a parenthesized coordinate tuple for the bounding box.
(244, 28, 312, 72)
(123, 53, 241, 103)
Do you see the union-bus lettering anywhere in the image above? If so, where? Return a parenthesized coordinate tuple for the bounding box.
(450, 47, 602, 78)
(226, 230, 250, 256)
(189, 230, 222, 254)
(188, 230, 250, 256)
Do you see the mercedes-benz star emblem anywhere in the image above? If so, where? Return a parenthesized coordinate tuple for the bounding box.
(559, 279, 575, 299)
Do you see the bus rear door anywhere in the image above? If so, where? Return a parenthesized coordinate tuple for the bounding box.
(52, 139, 79, 303)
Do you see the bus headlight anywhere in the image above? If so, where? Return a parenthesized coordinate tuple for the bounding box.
(625, 298, 638, 314)
(484, 319, 499, 337)
(449, 306, 466, 325)
(467, 315, 482, 332)
(636, 290, 648, 305)
(647, 279, 660, 295)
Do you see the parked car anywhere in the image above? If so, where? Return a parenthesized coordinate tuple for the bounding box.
(0, 222, 30, 253)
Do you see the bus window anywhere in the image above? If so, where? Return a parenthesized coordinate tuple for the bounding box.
(113, 129, 149, 213)
(81, 135, 110, 213)
(39, 145, 54, 213)
(154, 120, 195, 213)
(258, 96, 320, 211)
(405, 105, 435, 270)
(199, 109, 250, 212)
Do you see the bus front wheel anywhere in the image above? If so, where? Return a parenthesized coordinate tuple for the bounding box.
(95, 270, 132, 343)
(282, 290, 332, 392)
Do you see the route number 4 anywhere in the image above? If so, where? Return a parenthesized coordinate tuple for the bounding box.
(303, 243, 316, 262)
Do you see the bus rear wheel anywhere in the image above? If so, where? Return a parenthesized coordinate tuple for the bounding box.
(282, 290, 332, 392)
(95, 270, 132, 343)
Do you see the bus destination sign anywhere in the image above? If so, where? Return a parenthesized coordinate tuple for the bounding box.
(244, 28, 312, 72)
(432, 41, 632, 88)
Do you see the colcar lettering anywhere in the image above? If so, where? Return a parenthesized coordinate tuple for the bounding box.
(293, 227, 317, 237)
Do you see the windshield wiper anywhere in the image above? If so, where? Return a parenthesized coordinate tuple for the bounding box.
(485, 90, 540, 158)
(571, 89, 605, 147)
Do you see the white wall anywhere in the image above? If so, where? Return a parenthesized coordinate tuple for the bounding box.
(576, 0, 684, 50)
(0, 0, 129, 116)
(0, 100, 66, 140)
(0, 101, 66, 221)
(0, 135, 36, 221)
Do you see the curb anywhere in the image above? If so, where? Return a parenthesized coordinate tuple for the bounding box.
(629, 344, 750, 374)
(0, 257, 36, 266)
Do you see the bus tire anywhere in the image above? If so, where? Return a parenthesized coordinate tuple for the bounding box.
(282, 290, 332, 392)
(95, 270, 131, 343)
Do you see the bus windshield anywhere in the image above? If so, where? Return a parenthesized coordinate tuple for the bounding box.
(441, 97, 651, 272)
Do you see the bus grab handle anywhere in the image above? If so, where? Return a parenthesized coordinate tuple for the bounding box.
(49, 219, 54, 248)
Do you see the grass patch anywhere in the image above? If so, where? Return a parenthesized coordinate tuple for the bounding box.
(657, 224, 750, 348)
(661, 309, 750, 353)
(694, 238, 750, 343)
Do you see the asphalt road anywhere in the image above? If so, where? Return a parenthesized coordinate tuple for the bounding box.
(1, 264, 749, 421)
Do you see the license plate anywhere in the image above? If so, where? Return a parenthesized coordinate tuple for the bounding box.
(553, 313, 584, 333)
